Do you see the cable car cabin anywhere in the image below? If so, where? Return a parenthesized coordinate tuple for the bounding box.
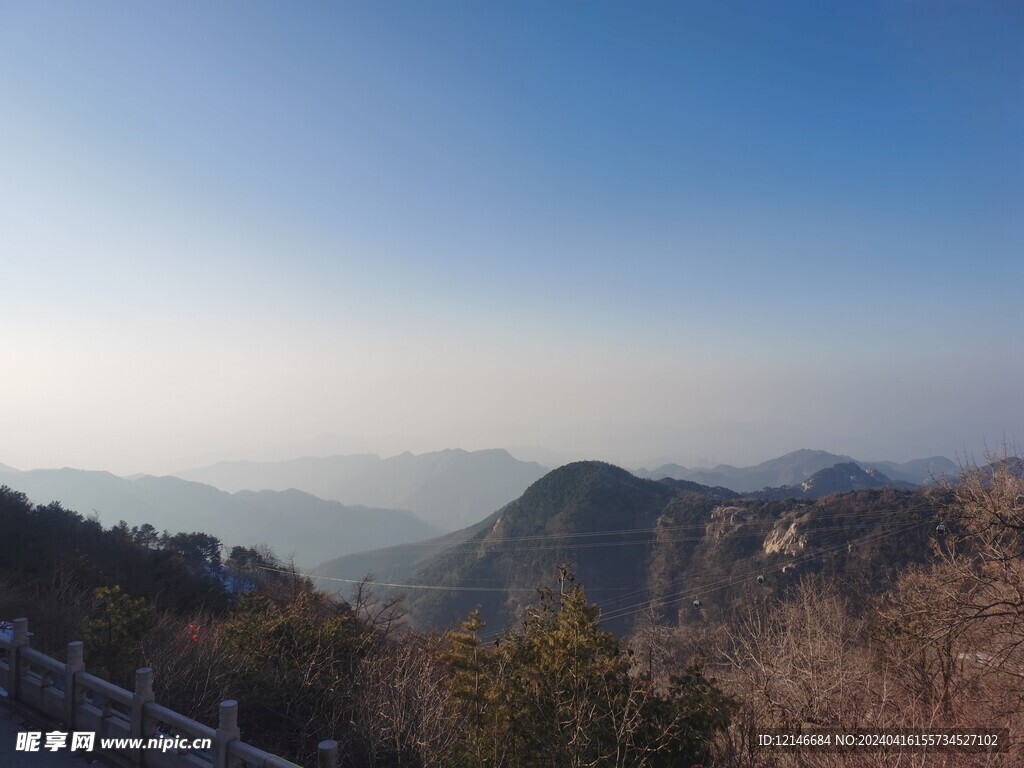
(757, 574, 766, 584)
(936, 522, 948, 536)
(692, 598, 702, 609)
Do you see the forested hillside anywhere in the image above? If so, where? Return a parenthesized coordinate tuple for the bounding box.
(318, 462, 942, 634)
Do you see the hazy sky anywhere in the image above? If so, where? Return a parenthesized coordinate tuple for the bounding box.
(2, 2, 1021, 475)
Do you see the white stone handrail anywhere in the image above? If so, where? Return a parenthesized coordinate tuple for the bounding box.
(0, 617, 329, 768)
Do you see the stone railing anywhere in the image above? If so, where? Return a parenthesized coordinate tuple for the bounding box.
(0, 618, 339, 768)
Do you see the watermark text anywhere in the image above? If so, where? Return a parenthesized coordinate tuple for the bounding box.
(16, 730, 211, 753)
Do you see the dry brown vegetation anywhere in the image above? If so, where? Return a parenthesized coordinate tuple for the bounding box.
(691, 455, 1024, 767)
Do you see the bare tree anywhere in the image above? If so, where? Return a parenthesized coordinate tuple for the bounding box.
(724, 577, 869, 729)
(351, 631, 462, 767)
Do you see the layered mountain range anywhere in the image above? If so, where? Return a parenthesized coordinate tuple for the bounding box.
(634, 449, 957, 491)
(173, 448, 548, 531)
(0, 466, 441, 567)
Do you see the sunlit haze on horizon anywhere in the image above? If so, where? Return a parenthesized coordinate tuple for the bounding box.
(2, 2, 1021, 477)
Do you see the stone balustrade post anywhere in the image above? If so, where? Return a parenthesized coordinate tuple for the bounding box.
(318, 740, 339, 768)
(214, 699, 240, 768)
(65, 641, 84, 729)
(132, 668, 155, 766)
(10, 618, 28, 702)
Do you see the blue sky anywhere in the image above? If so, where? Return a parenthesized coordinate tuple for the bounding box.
(1, 1, 1021, 474)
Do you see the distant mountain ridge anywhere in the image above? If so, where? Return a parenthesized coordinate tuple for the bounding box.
(174, 453, 383, 498)
(0, 467, 441, 567)
(635, 449, 957, 491)
(175, 448, 549, 531)
(749, 462, 918, 499)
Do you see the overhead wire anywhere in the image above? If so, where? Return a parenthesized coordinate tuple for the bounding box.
(418, 519, 933, 556)
(596, 518, 927, 625)
(475, 517, 930, 642)
(325, 500, 936, 559)
(253, 564, 542, 593)
(592, 512, 931, 611)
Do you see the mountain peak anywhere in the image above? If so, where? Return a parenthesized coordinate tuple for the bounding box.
(488, 461, 674, 539)
(520, 460, 646, 498)
(744, 461, 905, 498)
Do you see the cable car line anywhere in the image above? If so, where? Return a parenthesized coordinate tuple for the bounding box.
(350, 501, 937, 553)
